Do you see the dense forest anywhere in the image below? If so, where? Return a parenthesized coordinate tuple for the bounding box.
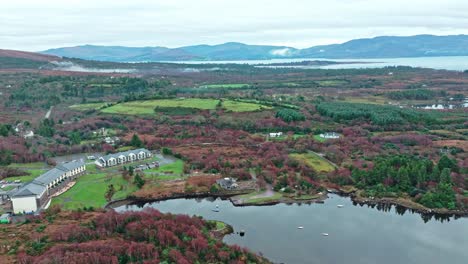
(7, 207, 267, 264)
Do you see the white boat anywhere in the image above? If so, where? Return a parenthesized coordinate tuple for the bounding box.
(297, 226, 304, 229)
(212, 208, 220, 212)
(337, 205, 344, 208)
(321, 233, 329, 236)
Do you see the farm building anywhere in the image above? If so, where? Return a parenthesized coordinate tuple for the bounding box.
(95, 148, 152, 168)
(10, 160, 86, 214)
(320, 132, 341, 139)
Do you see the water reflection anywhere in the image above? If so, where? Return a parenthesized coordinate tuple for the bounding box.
(352, 200, 460, 223)
(117, 194, 468, 264)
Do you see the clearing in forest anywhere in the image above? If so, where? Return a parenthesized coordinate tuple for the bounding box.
(290, 152, 336, 173)
(96, 98, 270, 115)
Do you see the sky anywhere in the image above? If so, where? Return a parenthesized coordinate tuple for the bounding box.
(1, 0, 468, 51)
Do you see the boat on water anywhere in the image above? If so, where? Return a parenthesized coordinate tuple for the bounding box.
(321, 233, 329, 236)
(212, 208, 220, 212)
(337, 205, 344, 208)
(297, 226, 304, 229)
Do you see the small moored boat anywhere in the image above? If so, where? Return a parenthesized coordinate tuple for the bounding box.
(337, 205, 344, 208)
(297, 226, 304, 229)
(321, 233, 329, 236)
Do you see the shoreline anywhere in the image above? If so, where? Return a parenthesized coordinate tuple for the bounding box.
(107, 189, 468, 218)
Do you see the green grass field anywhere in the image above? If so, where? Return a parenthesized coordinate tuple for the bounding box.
(51, 172, 137, 210)
(290, 152, 336, 173)
(313, 134, 327, 142)
(235, 191, 283, 204)
(7, 162, 46, 169)
(70, 102, 112, 111)
(146, 160, 184, 176)
(341, 96, 387, 105)
(102, 98, 219, 115)
(99, 98, 270, 115)
(315, 80, 349, 87)
(201, 83, 250, 89)
(223, 100, 271, 112)
(3, 169, 46, 183)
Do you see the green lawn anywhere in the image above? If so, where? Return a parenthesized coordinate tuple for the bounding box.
(313, 134, 327, 142)
(201, 83, 250, 89)
(2, 169, 46, 183)
(222, 100, 271, 112)
(146, 160, 184, 176)
(7, 162, 46, 169)
(51, 172, 137, 210)
(315, 80, 349, 87)
(102, 98, 219, 115)
(290, 152, 336, 173)
(100, 98, 271, 115)
(235, 191, 283, 204)
(70, 102, 112, 111)
(341, 96, 387, 105)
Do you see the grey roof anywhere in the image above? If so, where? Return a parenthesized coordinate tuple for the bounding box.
(12, 182, 46, 197)
(34, 160, 85, 186)
(99, 148, 151, 162)
(33, 168, 66, 185)
(56, 160, 85, 172)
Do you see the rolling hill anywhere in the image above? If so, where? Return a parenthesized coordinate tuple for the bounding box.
(41, 35, 468, 62)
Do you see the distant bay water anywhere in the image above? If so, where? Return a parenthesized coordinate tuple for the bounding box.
(167, 56, 468, 71)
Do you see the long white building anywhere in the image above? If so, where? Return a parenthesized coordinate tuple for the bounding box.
(11, 160, 86, 214)
(95, 148, 152, 168)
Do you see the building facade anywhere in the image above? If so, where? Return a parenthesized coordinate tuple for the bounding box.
(95, 148, 152, 168)
(11, 160, 86, 214)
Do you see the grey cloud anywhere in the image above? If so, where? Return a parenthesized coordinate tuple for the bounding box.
(1, 0, 468, 51)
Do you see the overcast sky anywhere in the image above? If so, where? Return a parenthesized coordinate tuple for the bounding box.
(2, 0, 468, 51)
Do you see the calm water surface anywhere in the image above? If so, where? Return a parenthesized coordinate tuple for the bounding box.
(117, 195, 468, 264)
(170, 56, 468, 71)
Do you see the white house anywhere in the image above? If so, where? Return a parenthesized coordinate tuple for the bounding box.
(11, 160, 86, 214)
(95, 148, 152, 168)
(269, 132, 283, 138)
(319, 132, 341, 139)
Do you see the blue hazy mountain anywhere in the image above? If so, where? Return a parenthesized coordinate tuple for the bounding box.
(42, 35, 468, 62)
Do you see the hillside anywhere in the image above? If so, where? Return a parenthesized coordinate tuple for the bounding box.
(41, 35, 468, 62)
(0, 49, 60, 69)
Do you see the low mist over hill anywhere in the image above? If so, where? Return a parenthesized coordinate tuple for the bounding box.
(42, 35, 468, 62)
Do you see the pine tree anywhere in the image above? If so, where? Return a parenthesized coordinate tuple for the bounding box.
(440, 168, 452, 185)
(130, 133, 144, 148)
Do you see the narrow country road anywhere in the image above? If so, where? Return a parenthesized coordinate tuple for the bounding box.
(45, 106, 53, 119)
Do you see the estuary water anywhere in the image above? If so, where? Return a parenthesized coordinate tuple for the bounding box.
(170, 56, 468, 71)
(117, 194, 468, 264)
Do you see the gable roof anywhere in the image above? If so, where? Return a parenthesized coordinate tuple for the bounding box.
(98, 148, 151, 162)
(12, 182, 46, 197)
(56, 160, 85, 171)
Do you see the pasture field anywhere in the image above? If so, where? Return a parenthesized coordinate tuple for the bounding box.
(341, 96, 387, 105)
(98, 98, 270, 115)
(223, 100, 272, 112)
(146, 159, 184, 176)
(315, 80, 349, 86)
(290, 152, 336, 173)
(51, 172, 137, 210)
(70, 102, 112, 111)
(201, 83, 250, 89)
(3, 169, 46, 183)
(313, 134, 327, 142)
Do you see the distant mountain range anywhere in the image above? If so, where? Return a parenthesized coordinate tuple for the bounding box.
(42, 35, 468, 62)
